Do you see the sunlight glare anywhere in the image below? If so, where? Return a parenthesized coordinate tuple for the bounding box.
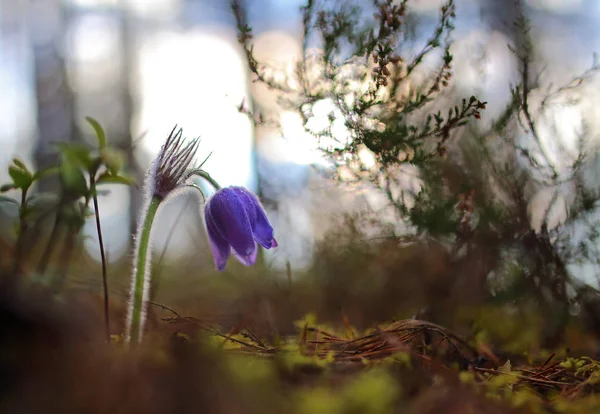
(125, 0, 180, 18)
(66, 14, 119, 63)
(134, 28, 255, 190)
(66, 0, 118, 7)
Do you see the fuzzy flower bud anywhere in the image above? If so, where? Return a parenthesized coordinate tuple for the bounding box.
(147, 126, 200, 199)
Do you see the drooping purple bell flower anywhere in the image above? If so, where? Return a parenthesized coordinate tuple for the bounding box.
(204, 186, 278, 271)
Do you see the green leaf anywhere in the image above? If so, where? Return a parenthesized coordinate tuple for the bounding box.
(0, 184, 16, 192)
(96, 173, 135, 186)
(62, 202, 87, 228)
(8, 165, 32, 190)
(12, 158, 31, 174)
(55, 142, 94, 170)
(59, 160, 88, 195)
(100, 147, 125, 174)
(32, 166, 59, 182)
(85, 116, 107, 149)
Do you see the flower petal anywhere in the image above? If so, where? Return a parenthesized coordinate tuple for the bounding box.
(232, 187, 277, 250)
(205, 188, 255, 257)
(252, 207, 277, 249)
(232, 241, 258, 267)
(231, 187, 257, 224)
(204, 211, 231, 271)
(253, 210, 277, 249)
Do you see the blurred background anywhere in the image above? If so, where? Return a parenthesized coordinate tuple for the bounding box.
(3, 4, 600, 412)
(0, 0, 324, 272)
(0, 0, 599, 307)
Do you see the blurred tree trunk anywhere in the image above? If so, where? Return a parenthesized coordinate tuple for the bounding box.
(479, 0, 521, 35)
(118, 1, 139, 232)
(29, 0, 77, 191)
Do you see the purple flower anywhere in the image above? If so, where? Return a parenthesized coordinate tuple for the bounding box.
(204, 186, 278, 271)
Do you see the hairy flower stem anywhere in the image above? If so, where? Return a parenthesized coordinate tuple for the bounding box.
(193, 170, 221, 191)
(126, 194, 162, 345)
